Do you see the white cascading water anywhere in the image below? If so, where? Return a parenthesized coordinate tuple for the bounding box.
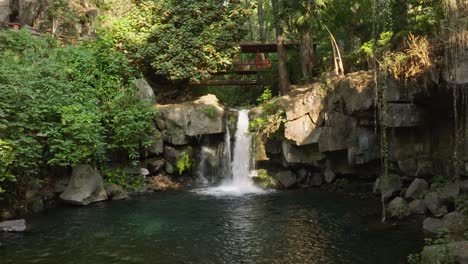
(195, 109, 263, 195)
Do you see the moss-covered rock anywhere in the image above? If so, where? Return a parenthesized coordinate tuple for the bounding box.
(251, 169, 280, 189)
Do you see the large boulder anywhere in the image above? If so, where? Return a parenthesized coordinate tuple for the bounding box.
(273, 171, 297, 189)
(423, 212, 468, 235)
(0, 0, 9, 22)
(282, 141, 325, 164)
(405, 178, 429, 200)
(59, 165, 108, 205)
(386, 197, 411, 219)
(282, 84, 325, 146)
(424, 192, 448, 217)
(438, 182, 460, 202)
(146, 129, 164, 155)
(422, 241, 468, 264)
(409, 199, 426, 214)
(373, 174, 402, 200)
(0, 219, 27, 232)
(156, 94, 225, 138)
(135, 79, 155, 102)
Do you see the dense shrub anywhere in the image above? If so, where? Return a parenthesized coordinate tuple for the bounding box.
(0, 30, 156, 195)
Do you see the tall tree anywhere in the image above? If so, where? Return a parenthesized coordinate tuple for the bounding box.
(271, 0, 290, 94)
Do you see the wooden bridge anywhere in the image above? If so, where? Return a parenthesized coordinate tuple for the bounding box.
(191, 41, 298, 86)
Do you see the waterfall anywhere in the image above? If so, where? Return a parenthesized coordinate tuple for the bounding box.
(230, 110, 256, 188)
(195, 109, 263, 195)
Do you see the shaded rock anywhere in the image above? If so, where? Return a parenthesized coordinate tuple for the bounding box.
(461, 180, 468, 193)
(385, 103, 424, 127)
(135, 79, 155, 102)
(318, 112, 355, 152)
(282, 141, 325, 164)
(147, 159, 165, 174)
(296, 169, 308, 184)
(28, 199, 44, 213)
(398, 158, 418, 176)
(423, 217, 444, 234)
(424, 192, 448, 217)
(0, 219, 27, 232)
(324, 168, 336, 184)
(409, 199, 426, 214)
(147, 129, 163, 155)
(422, 241, 468, 264)
(347, 128, 380, 165)
(124, 167, 150, 177)
(59, 165, 108, 206)
(386, 197, 411, 219)
(405, 178, 429, 200)
(438, 182, 460, 202)
(53, 177, 69, 194)
(442, 212, 468, 235)
(309, 173, 323, 186)
(416, 158, 433, 177)
(105, 184, 129, 201)
(163, 125, 189, 145)
(373, 174, 402, 200)
(274, 171, 297, 189)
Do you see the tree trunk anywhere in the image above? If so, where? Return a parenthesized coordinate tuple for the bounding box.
(300, 30, 314, 82)
(271, 0, 290, 95)
(258, 0, 266, 42)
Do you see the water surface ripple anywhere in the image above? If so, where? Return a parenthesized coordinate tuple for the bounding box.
(0, 190, 424, 264)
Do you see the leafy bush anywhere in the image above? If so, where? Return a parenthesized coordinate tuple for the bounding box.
(176, 153, 193, 176)
(104, 0, 252, 81)
(0, 30, 155, 196)
(101, 167, 144, 192)
(256, 87, 273, 104)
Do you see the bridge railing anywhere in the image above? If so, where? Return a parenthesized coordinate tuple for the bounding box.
(233, 58, 272, 72)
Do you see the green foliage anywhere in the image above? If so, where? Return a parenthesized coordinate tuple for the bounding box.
(0, 30, 155, 197)
(101, 167, 144, 192)
(256, 87, 273, 104)
(252, 169, 277, 189)
(201, 106, 217, 119)
(176, 152, 193, 176)
(104, 0, 252, 82)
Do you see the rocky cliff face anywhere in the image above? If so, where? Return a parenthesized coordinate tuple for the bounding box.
(251, 71, 468, 236)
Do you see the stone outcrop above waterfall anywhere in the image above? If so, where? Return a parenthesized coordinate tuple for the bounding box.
(156, 94, 226, 144)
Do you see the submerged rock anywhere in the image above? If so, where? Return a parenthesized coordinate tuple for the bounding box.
(60, 165, 108, 206)
(105, 184, 129, 201)
(149, 175, 181, 191)
(0, 219, 27, 232)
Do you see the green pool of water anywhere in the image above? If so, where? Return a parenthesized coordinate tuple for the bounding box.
(0, 189, 424, 264)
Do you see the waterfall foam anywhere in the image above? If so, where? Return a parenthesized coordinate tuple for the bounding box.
(194, 109, 264, 196)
